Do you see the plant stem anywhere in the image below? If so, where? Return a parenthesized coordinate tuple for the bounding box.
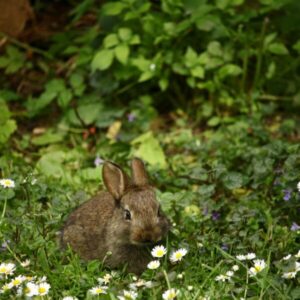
(1, 198, 7, 220)
(163, 269, 171, 289)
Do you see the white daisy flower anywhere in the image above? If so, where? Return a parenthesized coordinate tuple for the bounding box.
(187, 286, 193, 291)
(151, 245, 167, 258)
(249, 259, 266, 277)
(147, 260, 160, 270)
(0, 262, 16, 275)
(297, 181, 300, 192)
(1, 282, 13, 293)
(24, 282, 38, 297)
(226, 270, 234, 277)
(162, 288, 178, 300)
(36, 276, 47, 283)
(0, 179, 15, 188)
(177, 273, 184, 279)
(232, 265, 239, 271)
(37, 282, 51, 296)
(89, 286, 108, 295)
(246, 253, 256, 260)
(10, 275, 26, 287)
(20, 259, 30, 267)
(283, 254, 291, 260)
(282, 271, 297, 279)
(98, 273, 112, 285)
(236, 255, 247, 261)
(296, 262, 300, 272)
(295, 250, 300, 258)
(215, 274, 230, 282)
(170, 248, 188, 263)
(62, 297, 78, 300)
(118, 290, 138, 300)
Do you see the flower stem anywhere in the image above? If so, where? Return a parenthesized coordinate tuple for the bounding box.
(1, 197, 7, 221)
(163, 269, 171, 289)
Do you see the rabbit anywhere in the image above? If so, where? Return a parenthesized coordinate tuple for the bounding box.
(61, 158, 170, 274)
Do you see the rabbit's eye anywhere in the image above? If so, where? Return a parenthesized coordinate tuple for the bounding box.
(124, 209, 131, 220)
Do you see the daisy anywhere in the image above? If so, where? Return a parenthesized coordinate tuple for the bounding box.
(98, 273, 112, 285)
(0, 179, 15, 188)
(24, 282, 38, 297)
(151, 245, 167, 258)
(10, 275, 26, 287)
(215, 274, 230, 282)
(246, 253, 256, 260)
(118, 290, 138, 300)
(170, 248, 188, 263)
(1, 282, 13, 293)
(162, 288, 178, 300)
(20, 259, 30, 268)
(147, 260, 160, 270)
(0, 262, 16, 275)
(282, 271, 297, 279)
(62, 297, 78, 300)
(187, 286, 193, 291)
(295, 250, 300, 258)
(249, 259, 266, 277)
(37, 282, 51, 296)
(283, 254, 291, 260)
(296, 262, 300, 272)
(232, 265, 239, 271)
(226, 271, 234, 277)
(89, 286, 108, 295)
(236, 255, 247, 261)
(297, 181, 300, 192)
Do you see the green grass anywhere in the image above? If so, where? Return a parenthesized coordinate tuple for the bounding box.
(0, 115, 300, 300)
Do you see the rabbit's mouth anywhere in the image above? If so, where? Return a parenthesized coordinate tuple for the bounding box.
(130, 240, 157, 247)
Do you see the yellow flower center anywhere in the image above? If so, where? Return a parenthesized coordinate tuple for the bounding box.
(96, 288, 103, 294)
(0, 267, 7, 273)
(156, 249, 164, 257)
(12, 279, 21, 286)
(175, 252, 183, 259)
(254, 266, 262, 272)
(39, 287, 46, 294)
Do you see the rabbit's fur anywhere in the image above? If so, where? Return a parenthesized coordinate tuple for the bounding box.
(61, 158, 170, 274)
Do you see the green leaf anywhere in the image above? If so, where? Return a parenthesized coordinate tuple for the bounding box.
(159, 78, 169, 91)
(118, 28, 132, 42)
(103, 34, 119, 48)
(36, 151, 66, 178)
(31, 132, 65, 146)
(131, 131, 167, 169)
(57, 89, 73, 108)
(207, 41, 223, 57)
(79, 167, 102, 181)
(0, 57, 9, 68)
(91, 49, 114, 71)
(102, 2, 126, 15)
(138, 71, 154, 82)
(218, 64, 242, 79)
(207, 116, 220, 127)
(222, 172, 243, 189)
(129, 34, 141, 45)
(268, 43, 289, 55)
(191, 66, 205, 78)
(114, 44, 130, 64)
(0, 119, 17, 144)
(293, 40, 300, 53)
(184, 47, 198, 68)
(0, 99, 10, 124)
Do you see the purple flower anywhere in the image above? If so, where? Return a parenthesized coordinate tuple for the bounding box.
(127, 113, 136, 122)
(290, 222, 300, 231)
(221, 244, 229, 251)
(1, 240, 10, 251)
(283, 189, 292, 201)
(94, 156, 104, 167)
(211, 211, 220, 221)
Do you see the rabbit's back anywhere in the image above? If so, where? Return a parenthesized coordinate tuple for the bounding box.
(62, 192, 114, 260)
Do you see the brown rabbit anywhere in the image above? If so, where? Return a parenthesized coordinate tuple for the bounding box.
(61, 158, 170, 274)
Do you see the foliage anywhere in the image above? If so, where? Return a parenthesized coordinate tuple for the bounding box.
(0, 0, 299, 299)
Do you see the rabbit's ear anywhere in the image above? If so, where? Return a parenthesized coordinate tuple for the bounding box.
(103, 162, 129, 200)
(131, 158, 149, 186)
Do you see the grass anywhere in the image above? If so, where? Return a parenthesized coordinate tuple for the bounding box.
(0, 114, 300, 300)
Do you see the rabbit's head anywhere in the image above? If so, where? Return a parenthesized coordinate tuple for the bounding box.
(103, 158, 170, 246)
